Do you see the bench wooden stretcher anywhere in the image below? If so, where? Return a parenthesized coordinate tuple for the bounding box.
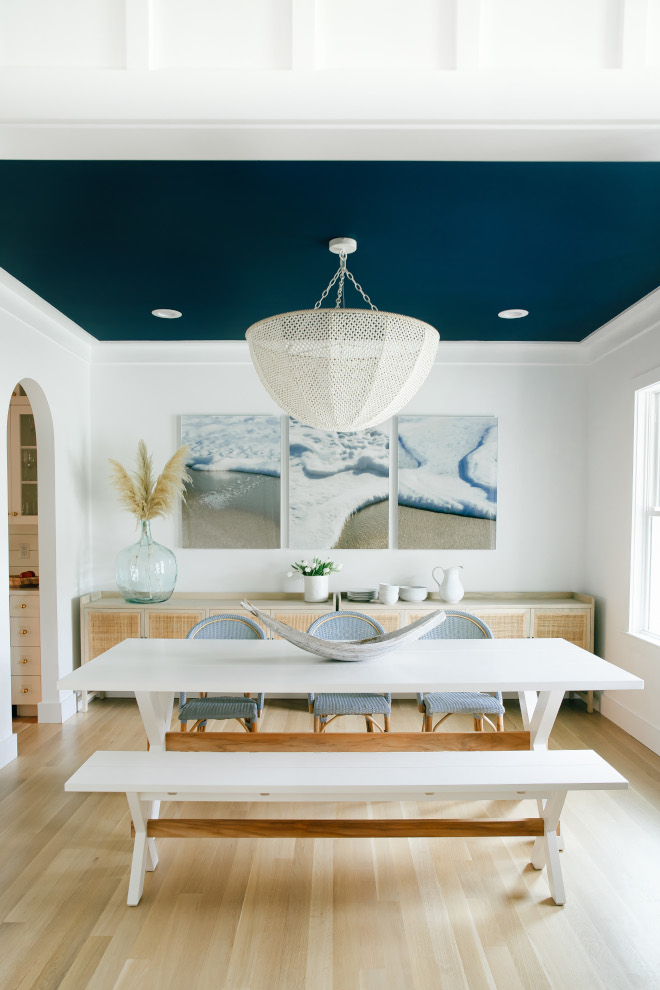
(64, 732, 627, 908)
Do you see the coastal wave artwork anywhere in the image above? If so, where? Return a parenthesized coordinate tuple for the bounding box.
(398, 416, 497, 550)
(289, 419, 389, 549)
(180, 414, 281, 548)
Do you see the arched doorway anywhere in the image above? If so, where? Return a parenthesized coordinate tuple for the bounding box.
(6, 378, 58, 727)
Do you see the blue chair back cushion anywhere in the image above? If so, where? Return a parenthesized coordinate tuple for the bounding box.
(421, 610, 493, 640)
(307, 610, 386, 641)
(186, 614, 265, 640)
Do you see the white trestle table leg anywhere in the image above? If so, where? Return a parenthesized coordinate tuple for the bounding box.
(135, 691, 175, 751)
(519, 690, 538, 728)
(526, 690, 564, 750)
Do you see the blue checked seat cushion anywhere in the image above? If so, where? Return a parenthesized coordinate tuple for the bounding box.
(312, 693, 391, 717)
(178, 695, 260, 723)
(418, 691, 504, 718)
(418, 610, 503, 721)
(307, 611, 390, 722)
(179, 614, 265, 728)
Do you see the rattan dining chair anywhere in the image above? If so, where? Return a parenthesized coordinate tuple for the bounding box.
(178, 614, 265, 733)
(418, 610, 505, 732)
(307, 611, 391, 733)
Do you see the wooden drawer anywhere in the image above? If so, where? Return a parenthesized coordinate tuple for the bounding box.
(10, 616, 40, 646)
(145, 609, 205, 639)
(11, 646, 40, 674)
(85, 610, 142, 662)
(471, 610, 530, 639)
(9, 594, 39, 617)
(532, 609, 592, 651)
(11, 675, 41, 704)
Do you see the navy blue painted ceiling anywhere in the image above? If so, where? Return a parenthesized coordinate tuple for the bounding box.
(0, 161, 659, 342)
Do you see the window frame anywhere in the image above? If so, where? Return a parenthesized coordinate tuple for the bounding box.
(630, 378, 660, 641)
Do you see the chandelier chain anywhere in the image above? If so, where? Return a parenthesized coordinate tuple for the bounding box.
(335, 266, 346, 309)
(314, 256, 379, 312)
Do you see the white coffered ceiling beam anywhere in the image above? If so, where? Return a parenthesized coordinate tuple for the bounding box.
(125, 0, 152, 71)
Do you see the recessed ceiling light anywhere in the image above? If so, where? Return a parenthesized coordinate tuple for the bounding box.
(151, 308, 182, 319)
(498, 309, 529, 319)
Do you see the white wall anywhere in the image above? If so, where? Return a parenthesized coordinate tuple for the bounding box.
(90, 341, 587, 597)
(0, 269, 93, 764)
(586, 294, 660, 755)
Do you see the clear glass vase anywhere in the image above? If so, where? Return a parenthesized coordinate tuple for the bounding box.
(115, 520, 177, 604)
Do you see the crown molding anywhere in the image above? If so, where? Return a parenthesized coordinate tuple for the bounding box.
(1, 267, 657, 370)
(581, 285, 660, 364)
(90, 337, 586, 367)
(0, 267, 94, 361)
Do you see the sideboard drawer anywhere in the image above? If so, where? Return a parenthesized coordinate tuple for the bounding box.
(471, 610, 530, 639)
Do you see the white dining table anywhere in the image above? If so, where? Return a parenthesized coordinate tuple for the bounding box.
(58, 636, 643, 750)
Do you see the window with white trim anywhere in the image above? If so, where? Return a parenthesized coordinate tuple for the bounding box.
(631, 381, 660, 639)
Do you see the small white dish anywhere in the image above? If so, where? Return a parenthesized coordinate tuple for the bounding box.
(398, 586, 428, 602)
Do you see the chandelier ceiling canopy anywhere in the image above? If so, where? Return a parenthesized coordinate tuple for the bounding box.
(246, 238, 439, 432)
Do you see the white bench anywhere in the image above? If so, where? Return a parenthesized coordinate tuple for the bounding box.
(65, 741, 627, 907)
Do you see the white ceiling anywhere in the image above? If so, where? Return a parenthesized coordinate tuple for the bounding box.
(0, 0, 659, 160)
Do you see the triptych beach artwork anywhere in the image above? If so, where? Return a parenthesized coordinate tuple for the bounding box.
(180, 414, 497, 550)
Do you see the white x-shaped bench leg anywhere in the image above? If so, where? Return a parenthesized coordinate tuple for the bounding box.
(529, 790, 567, 905)
(126, 793, 160, 906)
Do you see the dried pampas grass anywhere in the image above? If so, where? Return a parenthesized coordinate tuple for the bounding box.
(109, 440, 191, 522)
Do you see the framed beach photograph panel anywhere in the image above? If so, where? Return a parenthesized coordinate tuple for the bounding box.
(289, 418, 389, 549)
(397, 415, 497, 550)
(181, 414, 281, 548)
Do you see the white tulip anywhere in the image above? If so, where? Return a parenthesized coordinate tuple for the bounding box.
(287, 571, 294, 577)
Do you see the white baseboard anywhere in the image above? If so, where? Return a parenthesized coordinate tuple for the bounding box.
(0, 732, 18, 768)
(601, 695, 660, 757)
(38, 693, 78, 724)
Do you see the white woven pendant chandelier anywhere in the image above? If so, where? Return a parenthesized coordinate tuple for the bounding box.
(246, 237, 439, 431)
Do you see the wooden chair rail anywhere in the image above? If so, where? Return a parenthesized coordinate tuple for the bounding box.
(164, 731, 532, 752)
(134, 817, 545, 839)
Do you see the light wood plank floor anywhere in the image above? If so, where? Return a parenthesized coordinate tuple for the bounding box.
(1, 698, 659, 990)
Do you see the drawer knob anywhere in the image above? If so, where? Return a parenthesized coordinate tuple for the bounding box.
(21, 658, 29, 664)
(12, 512, 18, 517)
(21, 629, 28, 635)
(22, 688, 29, 694)
(20, 603, 27, 609)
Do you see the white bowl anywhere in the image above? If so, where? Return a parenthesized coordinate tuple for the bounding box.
(398, 586, 428, 602)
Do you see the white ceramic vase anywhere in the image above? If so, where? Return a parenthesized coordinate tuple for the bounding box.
(304, 574, 329, 603)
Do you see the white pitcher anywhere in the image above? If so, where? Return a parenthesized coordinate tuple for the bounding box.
(432, 565, 464, 604)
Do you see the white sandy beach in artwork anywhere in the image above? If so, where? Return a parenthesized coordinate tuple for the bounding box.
(289, 420, 389, 549)
(397, 415, 497, 550)
(181, 415, 281, 548)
